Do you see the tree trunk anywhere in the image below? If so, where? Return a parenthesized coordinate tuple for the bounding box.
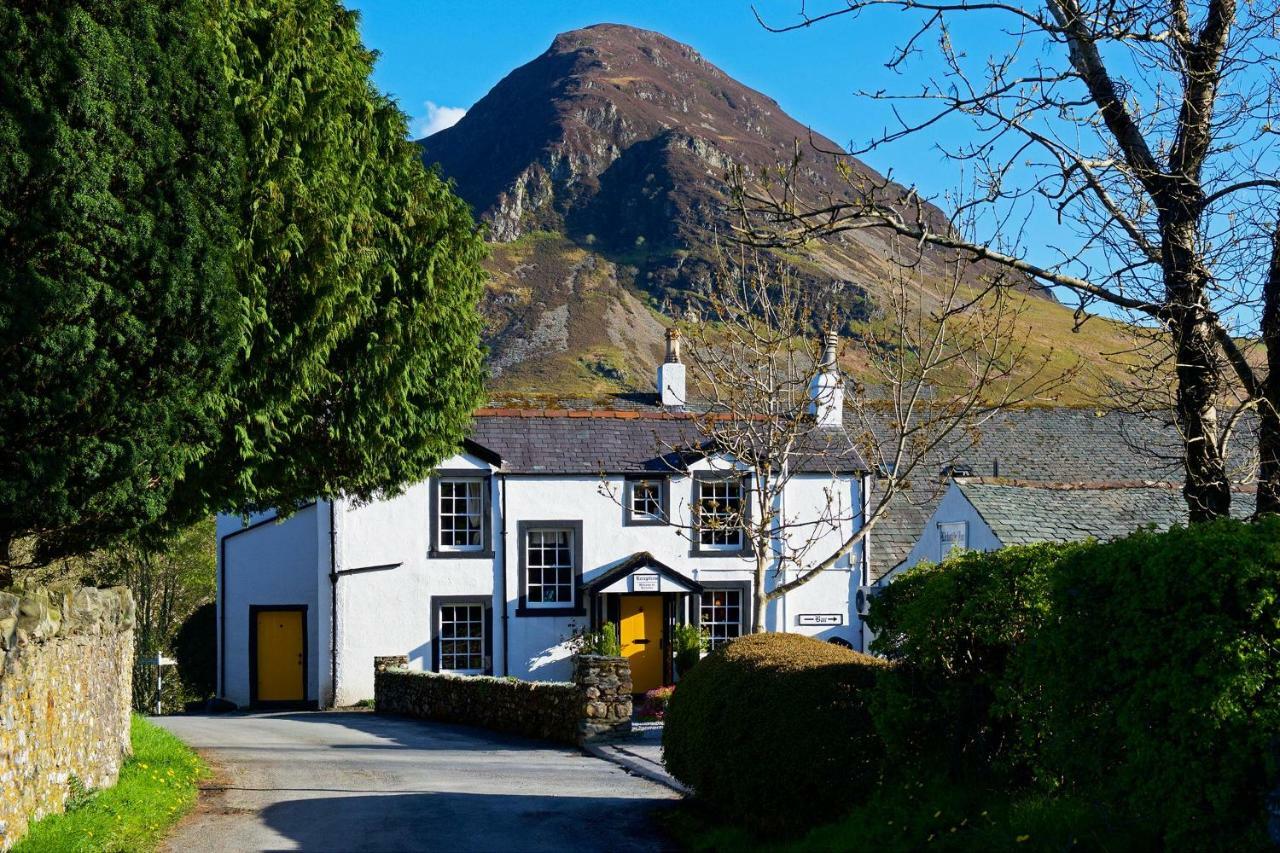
(1163, 210, 1232, 520)
(1257, 217, 1280, 515)
(752, 550, 768, 634)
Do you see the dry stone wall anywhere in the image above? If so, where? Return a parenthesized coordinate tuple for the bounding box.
(0, 586, 135, 850)
(375, 654, 632, 745)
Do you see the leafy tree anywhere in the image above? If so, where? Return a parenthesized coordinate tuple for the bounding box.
(0, 0, 240, 581)
(1, 0, 487, 581)
(174, 0, 487, 519)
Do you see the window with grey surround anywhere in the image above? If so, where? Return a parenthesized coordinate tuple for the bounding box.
(695, 477, 745, 549)
(525, 527, 576, 606)
(624, 477, 668, 525)
(439, 478, 484, 550)
(437, 603, 487, 674)
(700, 588, 743, 648)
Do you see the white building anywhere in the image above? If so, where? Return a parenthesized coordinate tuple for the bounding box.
(216, 334, 871, 708)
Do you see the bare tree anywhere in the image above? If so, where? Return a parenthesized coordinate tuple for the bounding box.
(604, 247, 1072, 629)
(733, 0, 1280, 519)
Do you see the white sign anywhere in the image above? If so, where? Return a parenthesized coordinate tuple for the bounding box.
(797, 614, 843, 626)
(139, 655, 176, 667)
(633, 574, 660, 592)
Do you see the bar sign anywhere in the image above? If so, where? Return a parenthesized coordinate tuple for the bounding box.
(797, 613, 843, 626)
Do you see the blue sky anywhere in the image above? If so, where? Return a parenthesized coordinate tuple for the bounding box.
(349, 1, 960, 202)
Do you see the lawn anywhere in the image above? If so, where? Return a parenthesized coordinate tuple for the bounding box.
(15, 715, 208, 853)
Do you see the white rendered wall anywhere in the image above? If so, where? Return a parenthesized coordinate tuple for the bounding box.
(891, 482, 1003, 580)
(218, 505, 321, 708)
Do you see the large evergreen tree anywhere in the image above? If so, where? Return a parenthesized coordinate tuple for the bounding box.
(0, 0, 487, 580)
(0, 0, 241, 577)
(177, 0, 487, 517)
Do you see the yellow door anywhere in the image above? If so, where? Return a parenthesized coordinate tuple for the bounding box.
(620, 596, 664, 693)
(256, 610, 304, 703)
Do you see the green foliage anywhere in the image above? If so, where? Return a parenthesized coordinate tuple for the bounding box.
(867, 542, 1086, 778)
(579, 622, 622, 657)
(15, 715, 208, 852)
(663, 632, 890, 836)
(1021, 518, 1280, 849)
(172, 601, 217, 701)
(176, 0, 487, 520)
(0, 0, 241, 565)
(672, 622, 704, 677)
(1, 0, 486, 571)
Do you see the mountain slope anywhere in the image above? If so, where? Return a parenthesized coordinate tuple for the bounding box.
(419, 23, 1134, 401)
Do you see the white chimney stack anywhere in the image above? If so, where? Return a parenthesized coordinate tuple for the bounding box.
(658, 328, 686, 407)
(808, 328, 843, 427)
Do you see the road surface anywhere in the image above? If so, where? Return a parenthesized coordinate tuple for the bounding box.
(156, 712, 678, 852)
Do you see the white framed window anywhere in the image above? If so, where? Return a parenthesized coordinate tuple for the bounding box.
(700, 588, 743, 649)
(525, 527, 576, 606)
(695, 477, 745, 549)
(631, 480, 663, 519)
(438, 478, 484, 551)
(437, 603, 486, 674)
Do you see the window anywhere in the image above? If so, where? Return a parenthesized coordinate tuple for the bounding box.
(695, 476, 745, 550)
(624, 477, 668, 525)
(430, 472, 492, 557)
(437, 603, 487, 674)
(938, 521, 968, 558)
(526, 527, 576, 606)
(700, 588, 743, 649)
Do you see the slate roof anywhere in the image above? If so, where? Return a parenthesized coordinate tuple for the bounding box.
(467, 409, 867, 474)
(864, 407, 1259, 579)
(954, 479, 1255, 548)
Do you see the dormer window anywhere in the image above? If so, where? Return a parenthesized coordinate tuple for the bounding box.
(624, 476, 669, 526)
(429, 471, 493, 558)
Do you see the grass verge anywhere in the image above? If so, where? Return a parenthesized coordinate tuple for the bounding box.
(15, 714, 208, 853)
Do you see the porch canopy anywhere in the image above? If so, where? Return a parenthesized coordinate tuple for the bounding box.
(584, 552, 704, 597)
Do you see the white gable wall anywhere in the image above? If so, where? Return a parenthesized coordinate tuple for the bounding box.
(890, 482, 1003, 580)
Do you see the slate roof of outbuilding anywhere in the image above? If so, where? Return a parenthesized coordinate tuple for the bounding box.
(467, 409, 867, 474)
(953, 479, 1255, 548)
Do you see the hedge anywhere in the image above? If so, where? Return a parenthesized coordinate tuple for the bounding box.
(1023, 517, 1280, 850)
(663, 633, 890, 835)
(866, 541, 1087, 779)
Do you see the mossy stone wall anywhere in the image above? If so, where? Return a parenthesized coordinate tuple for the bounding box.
(0, 586, 135, 850)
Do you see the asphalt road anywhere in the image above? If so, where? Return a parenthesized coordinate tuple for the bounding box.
(156, 712, 679, 853)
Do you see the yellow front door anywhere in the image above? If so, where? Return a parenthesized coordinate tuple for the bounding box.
(620, 596, 664, 693)
(255, 609, 304, 703)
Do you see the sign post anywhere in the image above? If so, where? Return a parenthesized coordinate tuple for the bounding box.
(139, 654, 177, 716)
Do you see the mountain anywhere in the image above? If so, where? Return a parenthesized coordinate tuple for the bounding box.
(419, 24, 1128, 401)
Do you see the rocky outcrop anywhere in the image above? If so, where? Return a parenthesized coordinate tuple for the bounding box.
(0, 586, 135, 850)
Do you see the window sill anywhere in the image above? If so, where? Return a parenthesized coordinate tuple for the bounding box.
(689, 547, 752, 558)
(623, 516, 669, 527)
(514, 606, 586, 618)
(428, 550, 495, 560)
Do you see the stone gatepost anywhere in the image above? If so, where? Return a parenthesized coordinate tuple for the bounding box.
(573, 654, 632, 742)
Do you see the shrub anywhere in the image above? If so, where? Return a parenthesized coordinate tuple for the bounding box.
(172, 602, 216, 700)
(663, 632, 890, 835)
(673, 623, 704, 677)
(1021, 517, 1280, 849)
(577, 622, 621, 657)
(867, 542, 1087, 779)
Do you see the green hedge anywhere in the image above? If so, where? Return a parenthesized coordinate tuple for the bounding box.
(1023, 517, 1280, 849)
(867, 541, 1086, 779)
(663, 633, 890, 835)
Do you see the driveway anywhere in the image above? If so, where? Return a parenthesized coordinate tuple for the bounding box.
(156, 712, 679, 852)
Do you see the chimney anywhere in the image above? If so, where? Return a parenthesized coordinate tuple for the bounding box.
(658, 328, 686, 407)
(808, 328, 844, 427)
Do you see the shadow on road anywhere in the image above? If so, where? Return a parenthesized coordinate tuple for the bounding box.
(259, 790, 676, 852)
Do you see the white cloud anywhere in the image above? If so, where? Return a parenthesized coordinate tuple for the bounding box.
(415, 101, 467, 138)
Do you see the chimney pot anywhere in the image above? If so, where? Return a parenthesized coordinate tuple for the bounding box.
(808, 327, 844, 427)
(658, 328, 686, 407)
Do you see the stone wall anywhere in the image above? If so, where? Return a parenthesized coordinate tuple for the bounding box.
(0, 586, 135, 850)
(375, 654, 632, 745)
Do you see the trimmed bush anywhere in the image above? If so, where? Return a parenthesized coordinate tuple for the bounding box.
(1022, 517, 1280, 849)
(663, 633, 890, 835)
(867, 542, 1087, 778)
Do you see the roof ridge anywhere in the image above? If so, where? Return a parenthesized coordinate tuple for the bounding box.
(954, 476, 1253, 493)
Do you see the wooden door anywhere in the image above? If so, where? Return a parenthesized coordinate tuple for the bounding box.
(620, 595, 663, 693)
(255, 609, 304, 703)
